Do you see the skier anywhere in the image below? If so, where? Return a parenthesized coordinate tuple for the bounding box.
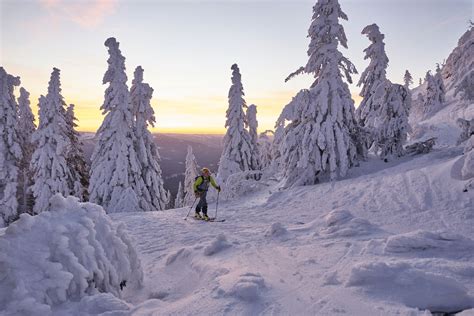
(193, 167, 221, 221)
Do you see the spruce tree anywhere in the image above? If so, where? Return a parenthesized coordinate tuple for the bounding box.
(217, 64, 257, 184)
(404, 70, 413, 89)
(89, 38, 141, 213)
(356, 24, 389, 130)
(183, 145, 199, 206)
(175, 181, 184, 208)
(245, 104, 261, 170)
(65, 104, 89, 201)
(258, 130, 274, 169)
(0, 67, 22, 225)
(130, 66, 167, 211)
(423, 67, 446, 118)
(17, 87, 36, 214)
(373, 83, 411, 161)
(276, 0, 359, 186)
(30, 68, 72, 214)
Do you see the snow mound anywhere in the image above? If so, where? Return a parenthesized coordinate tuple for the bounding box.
(347, 261, 473, 313)
(217, 272, 267, 302)
(165, 247, 192, 265)
(265, 222, 288, 238)
(0, 194, 143, 315)
(319, 210, 380, 238)
(78, 293, 130, 315)
(384, 230, 474, 257)
(204, 234, 231, 256)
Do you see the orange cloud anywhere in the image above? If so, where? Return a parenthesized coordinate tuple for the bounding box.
(39, 0, 117, 28)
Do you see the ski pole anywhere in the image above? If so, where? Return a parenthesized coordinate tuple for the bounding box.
(184, 197, 198, 220)
(215, 191, 220, 219)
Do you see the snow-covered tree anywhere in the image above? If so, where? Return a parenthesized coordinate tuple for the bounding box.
(175, 181, 184, 208)
(0, 67, 22, 225)
(276, 0, 360, 186)
(404, 70, 413, 89)
(183, 145, 199, 206)
(65, 104, 89, 201)
(130, 66, 167, 211)
(217, 64, 257, 183)
(165, 189, 172, 209)
(258, 130, 274, 169)
(422, 67, 446, 118)
(30, 68, 73, 214)
(455, 71, 474, 101)
(372, 82, 411, 161)
(443, 25, 473, 95)
(356, 24, 389, 130)
(419, 78, 423, 86)
(245, 104, 261, 170)
(89, 38, 141, 213)
(17, 87, 36, 214)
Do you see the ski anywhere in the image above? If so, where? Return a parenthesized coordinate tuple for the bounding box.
(191, 217, 225, 222)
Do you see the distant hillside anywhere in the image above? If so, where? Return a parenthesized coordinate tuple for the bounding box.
(81, 133, 223, 199)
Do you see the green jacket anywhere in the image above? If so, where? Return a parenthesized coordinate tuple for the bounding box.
(193, 175, 219, 192)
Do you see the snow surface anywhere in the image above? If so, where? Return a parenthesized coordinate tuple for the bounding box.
(96, 139, 473, 315)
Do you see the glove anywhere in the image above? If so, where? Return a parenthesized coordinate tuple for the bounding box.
(194, 191, 201, 197)
(217, 186, 221, 192)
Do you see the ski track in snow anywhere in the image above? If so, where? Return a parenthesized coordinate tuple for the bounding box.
(110, 146, 474, 315)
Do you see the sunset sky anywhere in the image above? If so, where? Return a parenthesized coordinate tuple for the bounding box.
(1, 0, 471, 134)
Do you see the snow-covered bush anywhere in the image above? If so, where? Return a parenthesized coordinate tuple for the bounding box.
(0, 194, 143, 315)
(221, 170, 266, 201)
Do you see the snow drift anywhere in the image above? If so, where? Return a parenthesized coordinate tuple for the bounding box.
(0, 194, 143, 315)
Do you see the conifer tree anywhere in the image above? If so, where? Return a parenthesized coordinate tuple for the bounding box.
(17, 87, 36, 214)
(217, 64, 257, 183)
(245, 104, 261, 170)
(0, 67, 22, 225)
(175, 181, 184, 208)
(130, 66, 167, 211)
(356, 24, 389, 130)
(183, 145, 199, 206)
(423, 67, 446, 118)
(258, 130, 274, 169)
(276, 0, 360, 186)
(372, 83, 411, 161)
(89, 38, 141, 213)
(65, 104, 89, 200)
(404, 70, 413, 89)
(30, 68, 72, 214)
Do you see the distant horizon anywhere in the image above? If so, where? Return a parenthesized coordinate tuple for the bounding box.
(1, 0, 471, 134)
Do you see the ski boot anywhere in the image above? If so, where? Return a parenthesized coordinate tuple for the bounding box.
(194, 212, 202, 220)
(202, 214, 210, 221)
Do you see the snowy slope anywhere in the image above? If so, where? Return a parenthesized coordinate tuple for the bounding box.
(108, 144, 473, 315)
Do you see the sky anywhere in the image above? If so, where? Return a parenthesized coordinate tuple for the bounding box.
(0, 0, 472, 134)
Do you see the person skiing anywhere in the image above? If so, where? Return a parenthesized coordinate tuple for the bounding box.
(193, 167, 221, 221)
